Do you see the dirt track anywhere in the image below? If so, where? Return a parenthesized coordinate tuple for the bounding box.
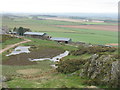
(55, 25, 118, 32)
(0, 38, 31, 54)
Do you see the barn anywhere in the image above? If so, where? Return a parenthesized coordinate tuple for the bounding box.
(24, 32, 49, 39)
(50, 37, 72, 44)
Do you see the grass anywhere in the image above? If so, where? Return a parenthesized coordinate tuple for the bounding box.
(2, 37, 116, 88)
(2, 37, 91, 88)
(63, 54, 92, 60)
(1, 38, 23, 49)
(3, 60, 87, 88)
(22, 37, 77, 51)
(46, 31, 118, 45)
(6, 74, 86, 88)
(3, 17, 118, 45)
(80, 21, 117, 25)
(1, 16, 118, 88)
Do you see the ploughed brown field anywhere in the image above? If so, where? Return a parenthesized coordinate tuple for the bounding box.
(55, 25, 118, 32)
(106, 43, 118, 46)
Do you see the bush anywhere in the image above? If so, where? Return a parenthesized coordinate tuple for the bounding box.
(0, 35, 17, 43)
(71, 45, 116, 56)
(56, 59, 85, 74)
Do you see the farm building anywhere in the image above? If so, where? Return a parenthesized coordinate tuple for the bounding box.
(9, 32, 17, 35)
(24, 32, 50, 39)
(50, 37, 72, 44)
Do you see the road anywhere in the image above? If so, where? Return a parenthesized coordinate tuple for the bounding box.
(0, 38, 31, 54)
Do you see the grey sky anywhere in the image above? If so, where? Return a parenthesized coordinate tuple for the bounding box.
(0, 0, 119, 13)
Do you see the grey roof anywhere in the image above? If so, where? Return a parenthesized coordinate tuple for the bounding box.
(24, 32, 46, 36)
(50, 37, 71, 41)
(11, 32, 17, 34)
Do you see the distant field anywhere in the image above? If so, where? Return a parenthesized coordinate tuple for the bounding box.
(45, 17, 117, 25)
(54, 25, 118, 32)
(2, 17, 118, 45)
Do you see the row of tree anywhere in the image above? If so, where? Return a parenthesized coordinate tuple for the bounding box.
(13, 27, 31, 36)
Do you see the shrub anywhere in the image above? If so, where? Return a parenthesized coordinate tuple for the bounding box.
(56, 59, 85, 74)
(0, 35, 17, 43)
(71, 45, 116, 56)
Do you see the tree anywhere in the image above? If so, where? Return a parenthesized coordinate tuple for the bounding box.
(13, 27, 17, 32)
(17, 27, 24, 36)
(16, 27, 31, 36)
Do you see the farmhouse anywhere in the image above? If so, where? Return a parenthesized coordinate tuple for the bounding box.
(24, 32, 49, 39)
(50, 37, 72, 44)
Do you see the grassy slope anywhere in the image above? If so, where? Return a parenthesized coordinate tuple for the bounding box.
(1, 38, 23, 49)
(3, 17, 118, 45)
(4, 61, 87, 88)
(2, 38, 89, 88)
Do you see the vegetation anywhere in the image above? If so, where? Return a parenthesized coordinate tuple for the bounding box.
(71, 45, 117, 55)
(2, 16, 118, 45)
(0, 35, 23, 49)
(14, 27, 31, 36)
(2, 38, 89, 88)
(56, 59, 85, 74)
(0, 35, 17, 43)
(1, 15, 118, 88)
(56, 44, 119, 88)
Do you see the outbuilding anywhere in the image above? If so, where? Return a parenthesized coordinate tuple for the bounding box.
(10, 32, 17, 35)
(50, 37, 72, 44)
(24, 32, 49, 39)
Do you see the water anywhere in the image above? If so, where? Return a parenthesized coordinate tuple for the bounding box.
(29, 51, 69, 62)
(6, 46, 30, 56)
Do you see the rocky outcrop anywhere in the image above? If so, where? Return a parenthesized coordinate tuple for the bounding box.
(0, 75, 11, 88)
(79, 54, 120, 88)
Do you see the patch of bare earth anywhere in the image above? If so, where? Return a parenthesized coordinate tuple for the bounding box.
(55, 25, 118, 32)
(2, 47, 64, 65)
(16, 69, 41, 75)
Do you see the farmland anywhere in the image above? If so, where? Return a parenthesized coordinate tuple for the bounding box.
(1, 15, 119, 88)
(2, 16, 118, 45)
(2, 37, 118, 88)
(2, 38, 90, 88)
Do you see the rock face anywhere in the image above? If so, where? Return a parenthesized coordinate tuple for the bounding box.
(0, 75, 10, 88)
(79, 54, 120, 88)
(0, 76, 7, 82)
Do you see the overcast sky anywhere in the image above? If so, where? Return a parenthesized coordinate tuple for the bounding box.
(0, 0, 119, 13)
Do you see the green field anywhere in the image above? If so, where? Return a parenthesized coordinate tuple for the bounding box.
(2, 17, 118, 45)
